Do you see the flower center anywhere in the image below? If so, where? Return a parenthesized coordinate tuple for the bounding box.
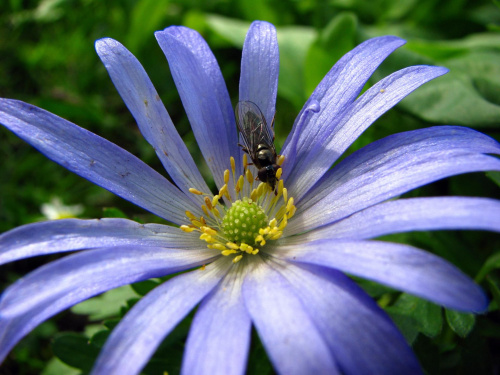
(222, 198, 268, 244)
(180, 154, 295, 263)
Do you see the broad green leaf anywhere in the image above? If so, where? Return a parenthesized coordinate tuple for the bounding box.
(446, 309, 476, 337)
(385, 293, 443, 343)
(71, 285, 137, 320)
(102, 206, 128, 218)
(42, 357, 80, 375)
(126, 0, 170, 53)
(476, 252, 500, 282)
(52, 333, 100, 372)
(130, 278, 162, 296)
(304, 12, 357, 96)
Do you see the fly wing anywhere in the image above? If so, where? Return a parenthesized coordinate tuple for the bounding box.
(235, 101, 276, 159)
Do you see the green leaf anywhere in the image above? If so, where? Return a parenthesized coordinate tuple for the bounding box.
(125, 0, 170, 54)
(71, 285, 137, 320)
(102, 206, 128, 218)
(304, 12, 358, 96)
(476, 251, 500, 282)
(446, 309, 476, 337)
(130, 278, 161, 296)
(42, 357, 80, 375)
(52, 333, 100, 372)
(486, 171, 500, 188)
(385, 293, 443, 343)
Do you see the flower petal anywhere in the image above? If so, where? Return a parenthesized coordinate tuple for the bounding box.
(0, 99, 200, 224)
(280, 239, 488, 312)
(0, 218, 204, 265)
(242, 260, 340, 375)
(280, 262, 422, 375)
(286, 65, 448, 200)
(182, 264, 251, 375)
(91, 257, 231, 375)
(281, 36, 406, 179)
(95, 38, 210, 203)
(155, 26, 242, 189)
(288, 126, 500, 234)
(0, 246, 217, 363)
(239, 21, 279, 126)
(285, 197, 500, 242)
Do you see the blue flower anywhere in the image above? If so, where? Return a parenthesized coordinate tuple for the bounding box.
(1, 21, 499, 375)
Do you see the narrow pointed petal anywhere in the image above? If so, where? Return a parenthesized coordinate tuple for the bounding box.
(0, 218, 203, 265)
(281, 36, 406, 178)
(155, 27, 242, 189)
(182, 264, 251, 375)
(285, 197, 500, 243)
(288, 126, 500, 234)
(0, 99, 201, 224)
(286, 65, 448, 200)
(95, 38, 210, 203)
(280, 263, 422, 375)
(242, 261, 340, 375)
(280, 240, 488, 312)
(91, 258, 231, 375)
(239, 21, 279, 126)
(0, 247, 217, 363)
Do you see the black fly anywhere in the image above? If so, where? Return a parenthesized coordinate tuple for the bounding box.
(235, 101, 280, 191)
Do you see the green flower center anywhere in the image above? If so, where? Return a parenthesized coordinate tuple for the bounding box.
(222, 198, 268, 244)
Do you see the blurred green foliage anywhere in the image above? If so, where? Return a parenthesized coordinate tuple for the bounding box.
(0, 0, 499, 374)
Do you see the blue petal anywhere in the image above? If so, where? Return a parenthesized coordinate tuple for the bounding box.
(91, 257, 231, 375)
(287, 197, 500, 242)
(242, 260, 340, 375)
(0, 218, 203, 265)
(0, 246, 218, 363)
(182, 265, 251, 375)
(95, 38, 210, 204)
(239, 21, 279, 127)
(280, 263, 423, 375)
(286, 65, 448, 200)
(155, 26, 242, 191)
(280, 239, 488, 312)
(281, 36, 406, 180)
(0, 99, 201, 224)
(288, 126, 500, 234)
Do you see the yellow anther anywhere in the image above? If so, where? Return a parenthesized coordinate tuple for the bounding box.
(200, 216, 207, 225)
(212, 195, 220, 207)
(202, 205, 209, 216)
(255, 234, 263, 243)
(219, 184, 227, 196)
(243, 153, 248, 169)
(236, 175, 244, 193)
(250, 189, 259, 202)
(278, 216, 288, 230)
(200, 233, 216, 242)
(276, 167, 283, 179)
(180, 225, 196, 233)
(191, 220, 203, 227)
(277, 154, 285, 166)
(269, 218, 278, 228)
(186, 211, 196, 220)
(230, 157, 236, 173)
(259, 227, 270, 235)
(201, 226, 217, 236)
(282, 188, 288, 204)
(208, 243, 227, 251)
(189, 188, 203, 195)
(204, 196, 213, 210)
(246, 169, 253, 183)
(239, 243, 251, 251)
(233, 255, 243, 263)
(269, 231, 283, 240)
(226, 242, 240, 250)
(287, 205, 296, 218)
(251, 249, 259, 255)
(286, 197, 295, 212)
(224, 170, 230, 184)
(222, 249, 238, 256)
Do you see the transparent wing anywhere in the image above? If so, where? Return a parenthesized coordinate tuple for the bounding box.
(235, 101, 276, 159)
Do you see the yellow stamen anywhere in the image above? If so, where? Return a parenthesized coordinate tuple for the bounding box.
(233, 255, 243, 263)
(189, 188, 203, 195)
(180, 225, 195, 232)
(277, 155, 285, 166)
